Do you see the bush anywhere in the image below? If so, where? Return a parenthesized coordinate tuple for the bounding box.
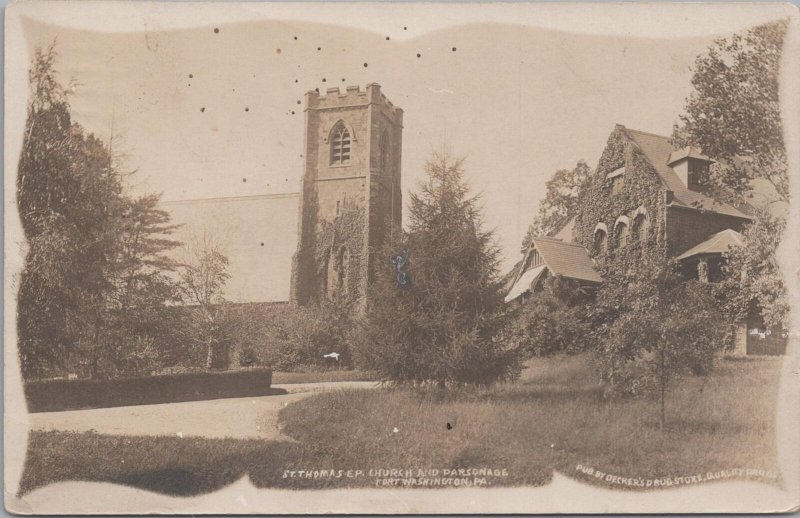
(219, 302, 354, 372)
(591, 263, 730, 427)
(24, 368, 273, 412)
(505, 276, 592, 357)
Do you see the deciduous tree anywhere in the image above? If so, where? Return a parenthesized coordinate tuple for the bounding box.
(521, 160, 591, 250)
(591, 261, 728, 428)
(673, 20, 789, 204)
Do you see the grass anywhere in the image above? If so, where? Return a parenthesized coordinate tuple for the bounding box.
(19, 355, 783, 495)
(271, 369, 375, 384)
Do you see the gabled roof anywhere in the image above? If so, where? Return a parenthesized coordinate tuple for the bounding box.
(504, 236, 601, 303)
(676, 228, 744, 261)
(504, 264, 546, 303)
(530, 236, 603, 283)
(621, 127, 753, 220)
(667, 147, 713, 166)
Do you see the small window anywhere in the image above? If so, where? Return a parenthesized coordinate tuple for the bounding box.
(594, 229, 608, 255)
(633, 213, 648, 242)
(687, 160, 707, 191)
(616, 222, 629, 248)
(330, 122, 351, 165)
(610, 175, 623, 195)
(606, 167, 624, 195)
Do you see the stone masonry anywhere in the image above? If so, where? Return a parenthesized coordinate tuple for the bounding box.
(290, 83, 403, 308)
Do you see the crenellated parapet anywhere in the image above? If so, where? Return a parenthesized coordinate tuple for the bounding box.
(306, 83, 403, 125)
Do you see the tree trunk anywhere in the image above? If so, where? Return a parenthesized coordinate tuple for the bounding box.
(205, 340, 215, 370)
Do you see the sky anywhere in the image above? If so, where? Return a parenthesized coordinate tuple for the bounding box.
(19, 10, 782, 273)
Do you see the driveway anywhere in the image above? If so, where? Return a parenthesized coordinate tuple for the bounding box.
(27, 381, 378, 441)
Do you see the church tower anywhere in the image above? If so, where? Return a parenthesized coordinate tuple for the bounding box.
(290, 83, 403, 308)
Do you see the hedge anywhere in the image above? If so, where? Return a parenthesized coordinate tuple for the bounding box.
(25, 368, 274, 413)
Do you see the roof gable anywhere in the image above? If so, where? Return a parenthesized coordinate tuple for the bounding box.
(530, 237, 602, 283)
(621, 127, 752, 220)
(676, 228, 744, 260)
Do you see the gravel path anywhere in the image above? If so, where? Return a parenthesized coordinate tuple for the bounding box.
(27, 381, 378, 441)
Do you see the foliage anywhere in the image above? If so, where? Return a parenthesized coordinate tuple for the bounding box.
(504, 276, 592, 357)
(109, 194, 182, 308)
(353, 152, 522, 386)
(522, 160, 591, 250)
(591, 260, 729, 427)
(269, 302, 355, 370)
(16, 44, 124, 379)
(17, 44, 186, 380)
(178, 232, 233, 369)
(674, 20, 790, 331)
(673, 20, 789, 203)
(715, 208, 789, 329)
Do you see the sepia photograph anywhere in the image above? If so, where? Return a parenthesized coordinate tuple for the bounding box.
(4, 2, 799, 514)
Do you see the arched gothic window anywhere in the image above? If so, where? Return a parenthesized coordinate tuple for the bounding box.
(594, 228, 608, 255)
(633, 212, 648, 242)
(338, 247, 349, 293)
(330, 121, 351, 165)
(325, 249, 337, 299)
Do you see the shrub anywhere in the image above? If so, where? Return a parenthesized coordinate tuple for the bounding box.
(591, 262, 730, 427)
(219, 302, 355, 372)
(505, 276, 592, 357)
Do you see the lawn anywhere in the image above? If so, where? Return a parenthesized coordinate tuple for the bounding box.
(18, 355, 783, 495)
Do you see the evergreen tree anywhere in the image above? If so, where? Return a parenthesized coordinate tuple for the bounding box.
(353, 152, 521, 386)
(17, 44, 124, 379)
(17, 44, 185, 379)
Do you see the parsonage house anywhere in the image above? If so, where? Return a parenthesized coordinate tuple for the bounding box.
(505, 124, 786, 356)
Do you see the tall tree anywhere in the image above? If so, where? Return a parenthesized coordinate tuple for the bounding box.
(674, 20, 790, 332)
(353, 152, 521, 386)
(17, 44, 125, 379)
(521, 160, 591, 250)
(17, 44, 186, 379)
(178, 231, 232, 369)
(673, 20, 789, 204)
(715, 208, 789, 329)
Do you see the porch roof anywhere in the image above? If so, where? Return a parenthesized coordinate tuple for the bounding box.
(676, 229, 744, 261)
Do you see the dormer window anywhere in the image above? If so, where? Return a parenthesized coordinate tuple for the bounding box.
(606, 167, 624, 195)
(330, 121, 351, 165)
(687, 159, 708, 190)
(667, 147, 714, 191)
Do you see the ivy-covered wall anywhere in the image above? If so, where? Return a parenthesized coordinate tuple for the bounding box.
(573, 126, 668, 276)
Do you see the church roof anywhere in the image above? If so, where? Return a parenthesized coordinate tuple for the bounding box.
(676, 228, 744, 261)
(531, 236, 603, 283)
(621, 127, 753, 220)
(161, 193, 300, 303)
